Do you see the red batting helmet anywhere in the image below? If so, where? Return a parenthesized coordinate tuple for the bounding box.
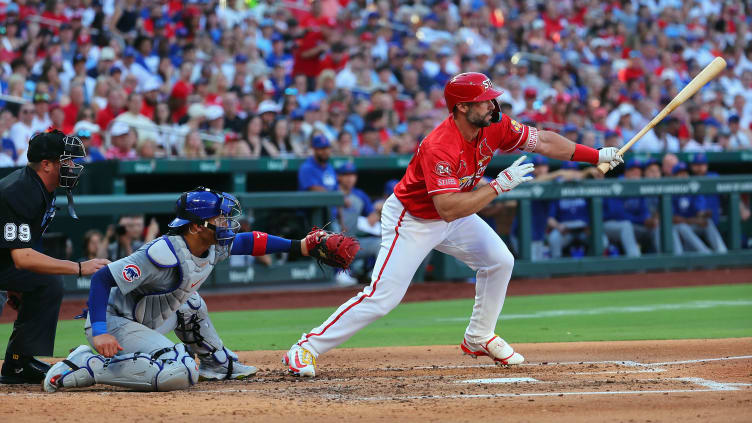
(444, 72, 504, 122)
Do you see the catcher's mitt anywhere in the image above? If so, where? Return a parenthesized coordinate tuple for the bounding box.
(305, 227, 360, 269)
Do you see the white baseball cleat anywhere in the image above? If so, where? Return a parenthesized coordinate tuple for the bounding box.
(282, 343, 317, 377)
(460, 335, 524, 365)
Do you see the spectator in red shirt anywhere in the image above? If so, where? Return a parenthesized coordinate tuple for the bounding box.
(319, 42, 349, 74)
(96, 88, 126, 132)
(139, 78, 161, 120)
(105, 121, 138, 160)
(62, 82, 85, 133)
(40, 1, 69, 35)
(49, 103, 66, 132)
(293, 1, 336, 89)
(517, 87, 545, 124)
(169, 81, 192, 123)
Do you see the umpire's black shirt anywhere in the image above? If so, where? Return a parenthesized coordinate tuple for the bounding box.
(0, 167, 56, 271)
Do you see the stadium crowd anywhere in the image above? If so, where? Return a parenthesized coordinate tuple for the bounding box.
(0, 0, 751, 165)
(0, 0, 750, 265)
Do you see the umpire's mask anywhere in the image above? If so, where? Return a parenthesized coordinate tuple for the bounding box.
(59, 135, 86, 189)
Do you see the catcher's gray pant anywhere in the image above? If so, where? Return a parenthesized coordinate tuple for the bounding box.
(0, 291, 6, 317)
(79, 293, 232, 391)
(673, 222, 727, 254)
(298, 194, 514, 355)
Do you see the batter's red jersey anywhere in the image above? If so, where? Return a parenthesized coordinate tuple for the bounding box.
(394, 114, 539, 219)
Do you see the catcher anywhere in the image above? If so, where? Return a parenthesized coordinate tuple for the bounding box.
(43, 187, 358, 392)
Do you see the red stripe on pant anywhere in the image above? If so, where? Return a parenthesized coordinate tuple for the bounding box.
(300, 209, 407, 346)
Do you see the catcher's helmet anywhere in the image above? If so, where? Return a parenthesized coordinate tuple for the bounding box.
(444, 72, 503, 122)
(168, 187, 241, 248)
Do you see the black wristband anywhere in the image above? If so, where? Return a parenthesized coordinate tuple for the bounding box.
(288, 240, 302, 259)
(78, 261, 82, 277)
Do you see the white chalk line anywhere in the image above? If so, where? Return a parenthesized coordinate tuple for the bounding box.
(571, 369, 665, 375)
(436, 300, 752, 322)
(457, 377, 540, 384)
(649, 355, 752, 366)
(345, 388, 735, 402)
(373, 355, 751, 372)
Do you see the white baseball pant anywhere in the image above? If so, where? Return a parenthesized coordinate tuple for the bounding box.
(298, 194, 514, 355)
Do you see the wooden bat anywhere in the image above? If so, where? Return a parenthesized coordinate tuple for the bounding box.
(597, 56, 727, 174)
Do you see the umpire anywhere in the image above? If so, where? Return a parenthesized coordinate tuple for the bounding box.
(0, 129, 109, 384)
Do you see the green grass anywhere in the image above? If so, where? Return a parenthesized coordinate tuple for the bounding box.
(2, 284, 751, 357)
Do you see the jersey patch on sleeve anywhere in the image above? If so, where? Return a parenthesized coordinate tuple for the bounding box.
(510, 119, 523, 133)
(434, 161, 452, 176)
(122, 264, 142, 282)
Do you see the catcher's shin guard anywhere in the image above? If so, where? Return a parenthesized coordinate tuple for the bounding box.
(174, 292, 255, 380)
(44, 344, 198, 392)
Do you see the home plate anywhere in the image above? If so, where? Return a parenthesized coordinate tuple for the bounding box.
(457, 377, 539, 384)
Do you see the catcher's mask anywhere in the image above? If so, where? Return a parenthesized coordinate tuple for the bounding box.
(168, 187, 242, 251)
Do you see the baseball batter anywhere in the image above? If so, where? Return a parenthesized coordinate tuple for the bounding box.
(284, 72, 623, 376)
(43, 187, 327, 392)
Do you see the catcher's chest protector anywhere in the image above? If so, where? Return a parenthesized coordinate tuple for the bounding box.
(133, 235, 216, 329)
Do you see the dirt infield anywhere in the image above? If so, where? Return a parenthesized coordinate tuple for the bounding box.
(2, 267, 750, 324)
(1, 338, 750, 422)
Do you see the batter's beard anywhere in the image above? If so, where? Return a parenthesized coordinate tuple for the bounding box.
(467, 111, 492, 128)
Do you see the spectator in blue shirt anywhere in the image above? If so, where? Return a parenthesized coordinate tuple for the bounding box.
(689, 153, 721, 224)
(547, 162, 592, 259)
(603, 158, 659, 256)
(510, 156, 554, 261)
(671, 162, 727, 254)
(333, 162, 381, 286)
(73, 128, 105, 163)
(298, 135, 337, 192)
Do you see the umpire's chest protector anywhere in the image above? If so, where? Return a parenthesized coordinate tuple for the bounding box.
(133, 235, 216, 329)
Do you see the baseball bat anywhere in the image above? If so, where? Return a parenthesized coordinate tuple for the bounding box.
(597, 56, 727, 174)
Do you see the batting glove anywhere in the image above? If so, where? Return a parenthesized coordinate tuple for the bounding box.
(598, 147, 624, 170)
(489, 155, 534, 195)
